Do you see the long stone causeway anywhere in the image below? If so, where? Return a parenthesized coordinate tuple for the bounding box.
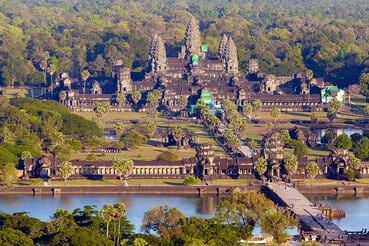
(263, 182, 347, 243)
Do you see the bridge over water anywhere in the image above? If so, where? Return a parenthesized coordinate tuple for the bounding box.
(263, 182, 347, 243)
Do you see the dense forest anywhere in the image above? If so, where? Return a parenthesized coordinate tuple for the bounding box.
(0, 97, 102, 167)
(1, 0, 369, 88)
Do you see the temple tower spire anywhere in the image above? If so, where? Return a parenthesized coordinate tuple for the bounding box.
(149, 34, 167, 74)
(224, 36, 238, 73)
(178, 18, 202, 59)
(218, 34, 228, 61)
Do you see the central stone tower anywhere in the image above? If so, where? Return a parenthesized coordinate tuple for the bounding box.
(178, 18, 202, 60)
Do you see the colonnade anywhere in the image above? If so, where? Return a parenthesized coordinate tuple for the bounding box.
(72, 166, 193, 176)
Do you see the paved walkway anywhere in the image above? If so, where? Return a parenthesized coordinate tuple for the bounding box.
(265, 182, 346, 242)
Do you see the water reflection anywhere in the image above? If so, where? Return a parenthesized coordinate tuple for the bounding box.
(0, 193, 368, 232)
(197, 196, 219, 215)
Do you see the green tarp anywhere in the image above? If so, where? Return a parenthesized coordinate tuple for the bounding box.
(191, 54, 199, 65)
(201, 44, 208, 52)
(201, 91, 212, 105)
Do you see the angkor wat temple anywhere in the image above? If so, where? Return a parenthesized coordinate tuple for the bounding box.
(24, 137, 369, 182)
(54, 18, 327, 113)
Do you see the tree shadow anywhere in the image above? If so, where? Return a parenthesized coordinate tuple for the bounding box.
(164, 181, 185, 186)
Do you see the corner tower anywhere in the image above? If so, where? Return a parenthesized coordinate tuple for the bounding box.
(149, 34, 167, 74)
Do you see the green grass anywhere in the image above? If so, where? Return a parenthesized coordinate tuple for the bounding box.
(75, 111, 150, 121)
(293, 178, 369, 186)
(307, 148, 330, 157)
(19, 178, 263, 187)
(73, 145, 196, 161)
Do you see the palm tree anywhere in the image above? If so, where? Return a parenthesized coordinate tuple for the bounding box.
(47, 64, 56, 92)
(59, 161, 73, 186)
(39, 52, 49, 87)
(21, 151, 32, 161)
(254, 157, 267, 180)
(114, 202, 127, 245)
(145, 121, 157, 136)
(252, 99, 262, 118)
(131, 91, 142, 111)
(80, 70, 90, 109)
(305, 161, 319, 186)
(93, 102, 109, 119)
(327, 98, 342, 125)
(113, 122, 125, 139)
(270, 107, 281, 127)
(101, 204, 116, 238)
(113, 156, 134, 186)
(243, 103, 253, 120)
(147, 90, 161, 109)
(117, 92, 126, 106)
(283, 154, 298, 181)
(172, 126, 183, 149)
(59, 90, 66, 104)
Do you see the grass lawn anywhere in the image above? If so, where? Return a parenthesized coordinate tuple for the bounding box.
(75, 106, 369, 164)
(73, 144, 196, 161)
(307, 148, 330, 157)
(19, 178, 262, 187)
(292, 178, 369, 186)
(75, 111, 150, 121)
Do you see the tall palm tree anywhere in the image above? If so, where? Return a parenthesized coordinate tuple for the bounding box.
(47, 64, 56, 93)
(101, 204, 116, 238)
(132, 91, 142, 104)
(271, 107, 281, 127)
(113, 122, 125, 139)
(114, 202, 127, 245)
(172, 126, 183, 149)
(40, 60, 47, 87)
(80, 70, 90, 109)
(305, 161, 319, 186)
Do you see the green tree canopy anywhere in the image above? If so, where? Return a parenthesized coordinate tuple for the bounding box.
(335, 133, 353, 149)
(112, 156, 134, 186)
(216, 190, 274, 229)
(305, 161, 319, 185)
(59, 161, 73, 186)
(289, 139, 308, 157)
(283, 154, 298, 177)
(141, 205, 185, 240)
(120, 130, 148, 149)
(254, 157, 267, 178)
(156, 151, 180, 161)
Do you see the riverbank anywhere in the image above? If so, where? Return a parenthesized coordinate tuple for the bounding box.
(1, 182, 369, 196)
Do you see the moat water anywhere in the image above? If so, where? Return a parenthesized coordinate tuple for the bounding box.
(0, 193, 368, 233)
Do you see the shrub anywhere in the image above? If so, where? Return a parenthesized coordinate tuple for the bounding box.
(28, 178, 43, 186)
(183, 176, 201, 185)
(85, 153, 98, 161)
(156, 151, 180, 161)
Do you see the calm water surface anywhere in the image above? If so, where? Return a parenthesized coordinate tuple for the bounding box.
(0, 193, 368, 232)
(306, 194, 369, 231)
(0, 194, 217, 232)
